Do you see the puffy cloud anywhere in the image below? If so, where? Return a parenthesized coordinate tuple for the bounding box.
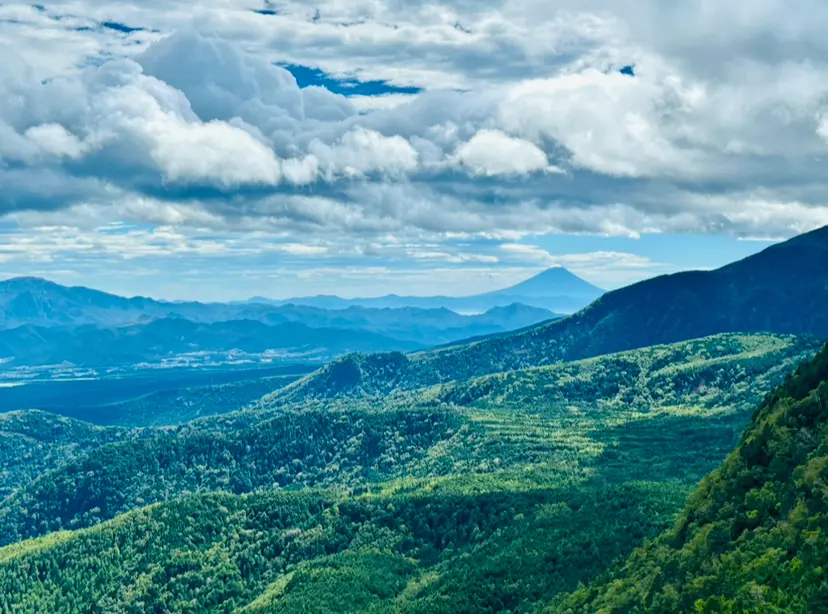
(309, 127, 420, 179)
(146, 117, 282, 186)
(3, 2, 828, 297)
(498, 68, 702, 178)
(24, 124, 88, 159)
(454, 129, 561, 176)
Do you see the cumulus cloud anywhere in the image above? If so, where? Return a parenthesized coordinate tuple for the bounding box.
(454, 129, 561, 176)
(309, 127, 420, 179)
(3, 2, 828, 297)
(147, 117, 282, 186)
(24, 124, 88, 159)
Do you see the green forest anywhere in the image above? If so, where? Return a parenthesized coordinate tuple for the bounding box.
(1, 331, 827, 612)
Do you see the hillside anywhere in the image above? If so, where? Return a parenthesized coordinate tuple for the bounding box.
(551, 341, 828, 613)
(267, 225, 828, 401)
(0, 480, 682, 613)
(1, 333, 813, 546)
(0, 336, 821, 612)
(0, 411, 137, 499)
(0, 408, 465, 546)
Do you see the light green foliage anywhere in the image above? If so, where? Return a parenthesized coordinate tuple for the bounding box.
(260, 333, 816, 408)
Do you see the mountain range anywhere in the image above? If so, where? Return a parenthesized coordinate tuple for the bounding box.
(0, 304, 557, 370)
(0, 267, 593, 330)
(266, 224, 828, 403)
(247, 266, 604, 313)
(0, 274, 573, 369)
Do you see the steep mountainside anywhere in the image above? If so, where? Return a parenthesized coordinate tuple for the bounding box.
(551, 342, 828, 613)
(268, 225, 828, 400)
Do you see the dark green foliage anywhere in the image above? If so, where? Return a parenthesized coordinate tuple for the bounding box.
(264, 227, 828, 401)
(0, 409, 464, 545)
(0, 479, 683, 613)
(551, 343, 828, 613)
(0, 411, 139, 498)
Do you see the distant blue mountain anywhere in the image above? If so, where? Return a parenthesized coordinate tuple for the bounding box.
(249, 267, 604, 314)
(0, 278, 563, 368)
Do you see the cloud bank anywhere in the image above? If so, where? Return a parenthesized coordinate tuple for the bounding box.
(1, 1, 828, 297)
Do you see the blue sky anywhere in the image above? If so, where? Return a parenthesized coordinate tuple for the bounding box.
(0, 2, 826, 301)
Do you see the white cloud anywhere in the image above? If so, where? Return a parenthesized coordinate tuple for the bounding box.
(2, 2, 828, 296)
(147, 117, 282, 186)
(454, 129, 562, 176)
(498, 68, 701, 178)
(24, 124, 88, 159)
(309, 127, 420, 179)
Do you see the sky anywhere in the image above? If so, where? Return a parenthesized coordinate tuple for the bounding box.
(1, 1, 827, 301)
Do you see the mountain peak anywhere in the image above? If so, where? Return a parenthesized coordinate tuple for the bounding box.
(1, 276, 57, 289)
(498, 267, 604, 298)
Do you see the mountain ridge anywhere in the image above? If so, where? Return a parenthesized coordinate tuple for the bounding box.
(264, 225, 828, 402)
(0, 278, 559, 342)
(246, 267, 604, 313)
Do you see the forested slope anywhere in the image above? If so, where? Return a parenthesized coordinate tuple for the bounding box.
(0, 411, 138, 498)
(0, 479, 685, 613)
(551, 342, 828, 613)
(0, 333, 813, 548)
